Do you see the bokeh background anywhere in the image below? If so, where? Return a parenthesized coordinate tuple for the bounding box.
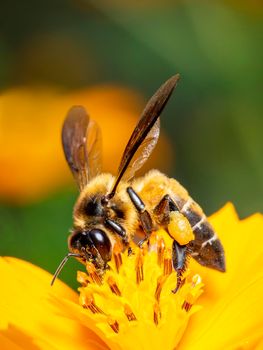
(0, 0, 262, 288)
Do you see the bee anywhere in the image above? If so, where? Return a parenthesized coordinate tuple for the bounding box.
(51, 75, 225, 291)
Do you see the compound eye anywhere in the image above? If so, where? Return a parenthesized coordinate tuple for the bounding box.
(68, 231, 87, 252)
(89, 229, 112, 262)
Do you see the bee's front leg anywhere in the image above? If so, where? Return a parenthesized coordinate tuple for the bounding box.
(105, 218, 129, 245)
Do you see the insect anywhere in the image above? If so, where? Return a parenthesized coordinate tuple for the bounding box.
(51, 75, 225, 291)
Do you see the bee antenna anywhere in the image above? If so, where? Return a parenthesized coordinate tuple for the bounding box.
(50, 252, 81, 286)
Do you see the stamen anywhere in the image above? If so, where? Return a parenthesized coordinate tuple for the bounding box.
(77, 271, 90, 286)
(191, 274, 202, 287)
(124, 304, 137, 321)
(107, 276, 121, 296)
(77, 236, 204, 343)
(135, 250, 144, 284)
(182, 300, 192, 312)
(86, 262, 102, 285)
(163, 248, 172, 275)
(113, 242, 123, 273)
(155, 275, 167, 302)
(80, 291, 104, 314)
(157, 236, 165, 266)
(153, 302, 161, 326)
(182, 274, 203, 311)
(107, 317, 119, 333)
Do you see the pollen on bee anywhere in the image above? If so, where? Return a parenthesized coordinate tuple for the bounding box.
(124, 304, 137, 321)
(107, 276, 121, 296)
(80, 291, 104, 314)
(135, 250, 144, 284)
(86, 262, 102, 285)
(163, 248, 173, 275)
(113, 242, 123, 273)
(107, 317, 119, 333)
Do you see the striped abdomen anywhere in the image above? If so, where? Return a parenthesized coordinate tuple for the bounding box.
(134, 170, 225, 272)
(177, 197, 225, 272)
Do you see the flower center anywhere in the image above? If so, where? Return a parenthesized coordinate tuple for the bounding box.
(77, 229, 203, 350)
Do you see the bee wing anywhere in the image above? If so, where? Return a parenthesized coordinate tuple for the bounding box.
(109, 74, 180, 197)
(86, 119, 102, 179)
(120, 117, 160, 182)
(62, 106, 102, 191)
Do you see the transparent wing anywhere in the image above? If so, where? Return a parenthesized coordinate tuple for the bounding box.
(109, 74, 180, 197)
(62, 106, 102, 191)
(86, 119, 102, 179)
(121, 118, 160, 182)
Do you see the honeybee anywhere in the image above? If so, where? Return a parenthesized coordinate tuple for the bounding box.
(51, 75, 225, 291)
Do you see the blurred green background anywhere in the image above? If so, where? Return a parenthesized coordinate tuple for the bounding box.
(0, 0, 262, 288)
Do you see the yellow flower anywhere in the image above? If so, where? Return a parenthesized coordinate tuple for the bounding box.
(0, 203, 262, 349)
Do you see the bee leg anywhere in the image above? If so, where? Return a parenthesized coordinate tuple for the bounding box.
(154, 194, 179, 226)
(171, 240, 189, 293)
(137, 210, 153, 248)
(105, 218, 129, 245)
(138, 237, 149, 248)
(139, 210, 153, 241)
(81, 245, 105, 270)
(127, 187, 154, 246)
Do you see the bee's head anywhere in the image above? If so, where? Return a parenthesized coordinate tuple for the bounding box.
(50, 228, 112, 286)
(69, 229, 112, 268)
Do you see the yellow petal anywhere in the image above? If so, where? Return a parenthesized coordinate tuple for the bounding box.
(179, 203, 263, 349)
(0, 257, 108, 350)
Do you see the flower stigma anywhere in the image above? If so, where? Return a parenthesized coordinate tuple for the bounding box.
(77, 229, 203, 350)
